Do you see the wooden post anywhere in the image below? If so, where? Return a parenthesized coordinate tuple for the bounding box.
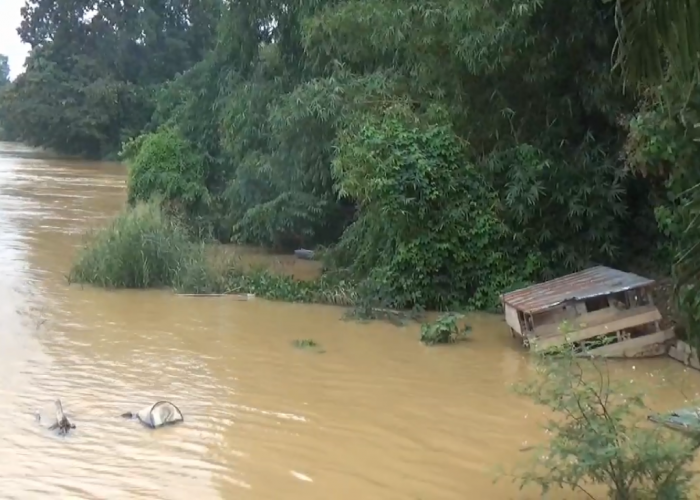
(645, 287, 662, 333)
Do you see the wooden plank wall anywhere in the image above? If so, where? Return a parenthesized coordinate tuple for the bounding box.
(531, 304, 662, 351)
(584, 329, 675, 358)
(504, 305, 522, 335)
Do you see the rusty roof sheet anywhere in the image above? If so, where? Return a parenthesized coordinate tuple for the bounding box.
(500, 266, 655, 314)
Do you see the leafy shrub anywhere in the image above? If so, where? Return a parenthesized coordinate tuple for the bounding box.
(329, 104, 540, 311)
(67, 197, 362, 307)
(420, 313, 472, 345)
(176, 264, 357, 305)
(231, 191, 330, 251)
(170, 250, 239, 295)
(506, 338, 700, 499)
(292, 339, 318, 348)
(68, 200, 203, 288)
(624, 92, 700, 349)
(124, 127, 209, 212)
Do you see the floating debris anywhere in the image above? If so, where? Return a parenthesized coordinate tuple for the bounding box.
(292, 339, 325, 353)
(290, 471, 313, 482)
(36, 399, 75, 435)
(121, 401, 184, 429)
(294, 249, 315, 261)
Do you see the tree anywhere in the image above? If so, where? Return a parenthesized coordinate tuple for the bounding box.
(509, 336, 700, 499)
(0, 54, 10, 140)
(121, 0, 664, 309)
(611, 0, 700, 346)
(611, 0, 700, 85)
(0, 0, 222, 158)
(0, 55, 9, 86)
(4, 0, 679, 313)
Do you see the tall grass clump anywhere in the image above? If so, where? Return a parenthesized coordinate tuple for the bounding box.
(172, 250, 243, 294)
(68, 200, 203, 288)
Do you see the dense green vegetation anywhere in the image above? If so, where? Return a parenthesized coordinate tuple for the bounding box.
(0, 1, 220, 158)
(0, 54, 9, 138)
(68, 199, 358, 302)
(68, 200, 199, 289)
(1, 0, 699, 336)
(419, 313, 471, 346)
(0, 55, 8, 87)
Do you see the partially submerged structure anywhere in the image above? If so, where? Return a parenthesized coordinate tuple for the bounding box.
(500, 266, 675, 357)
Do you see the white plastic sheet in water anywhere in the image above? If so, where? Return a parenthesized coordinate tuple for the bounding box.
(134, 401, 184, 428)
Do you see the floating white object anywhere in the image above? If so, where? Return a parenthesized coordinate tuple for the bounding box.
(290, 471, 313, 482)
(294, 249, 315, 260)
(122, 401, 184, 429)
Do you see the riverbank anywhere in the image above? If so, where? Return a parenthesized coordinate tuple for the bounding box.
(66, 200, 437, 326)
(68, 200, 482, 328)
(68, 202, 357, 302)
(69, 197, 689, 343)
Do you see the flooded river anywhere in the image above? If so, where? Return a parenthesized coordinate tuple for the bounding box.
(0, 141, 699, 499)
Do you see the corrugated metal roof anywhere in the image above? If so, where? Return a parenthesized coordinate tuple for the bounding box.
(501, 266, 655, 314)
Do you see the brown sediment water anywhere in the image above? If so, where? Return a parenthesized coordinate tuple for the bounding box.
(0, 140, 698, 499)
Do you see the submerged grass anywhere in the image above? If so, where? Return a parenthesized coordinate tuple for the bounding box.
(175, 257, 358, 305)
(67, 200, 360, 306)
(67, 201, 430, 329)
(67, 203, 477, 341)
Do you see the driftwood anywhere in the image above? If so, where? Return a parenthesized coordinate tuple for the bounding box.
(51, 399, 75, 434)
(36, 399, 75, 435)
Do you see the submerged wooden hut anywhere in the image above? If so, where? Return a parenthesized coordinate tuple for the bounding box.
(500, 266, 675, 358)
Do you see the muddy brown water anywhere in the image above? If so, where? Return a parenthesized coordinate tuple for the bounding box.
(1, 140, 699, 499)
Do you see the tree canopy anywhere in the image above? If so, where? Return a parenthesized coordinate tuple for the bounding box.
(0, 54, 10, 138)
(0, 0, 221, 157)
(0, 55, 9, 86)
(1, 0, 698, 321)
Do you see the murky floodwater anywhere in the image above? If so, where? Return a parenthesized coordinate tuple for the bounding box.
(1, 141, 699, 499)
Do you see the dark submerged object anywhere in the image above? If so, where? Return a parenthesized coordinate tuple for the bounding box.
(36, 399, 75, 435)
(294, 248, 315, 261)
(121, 401, 184, 429)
